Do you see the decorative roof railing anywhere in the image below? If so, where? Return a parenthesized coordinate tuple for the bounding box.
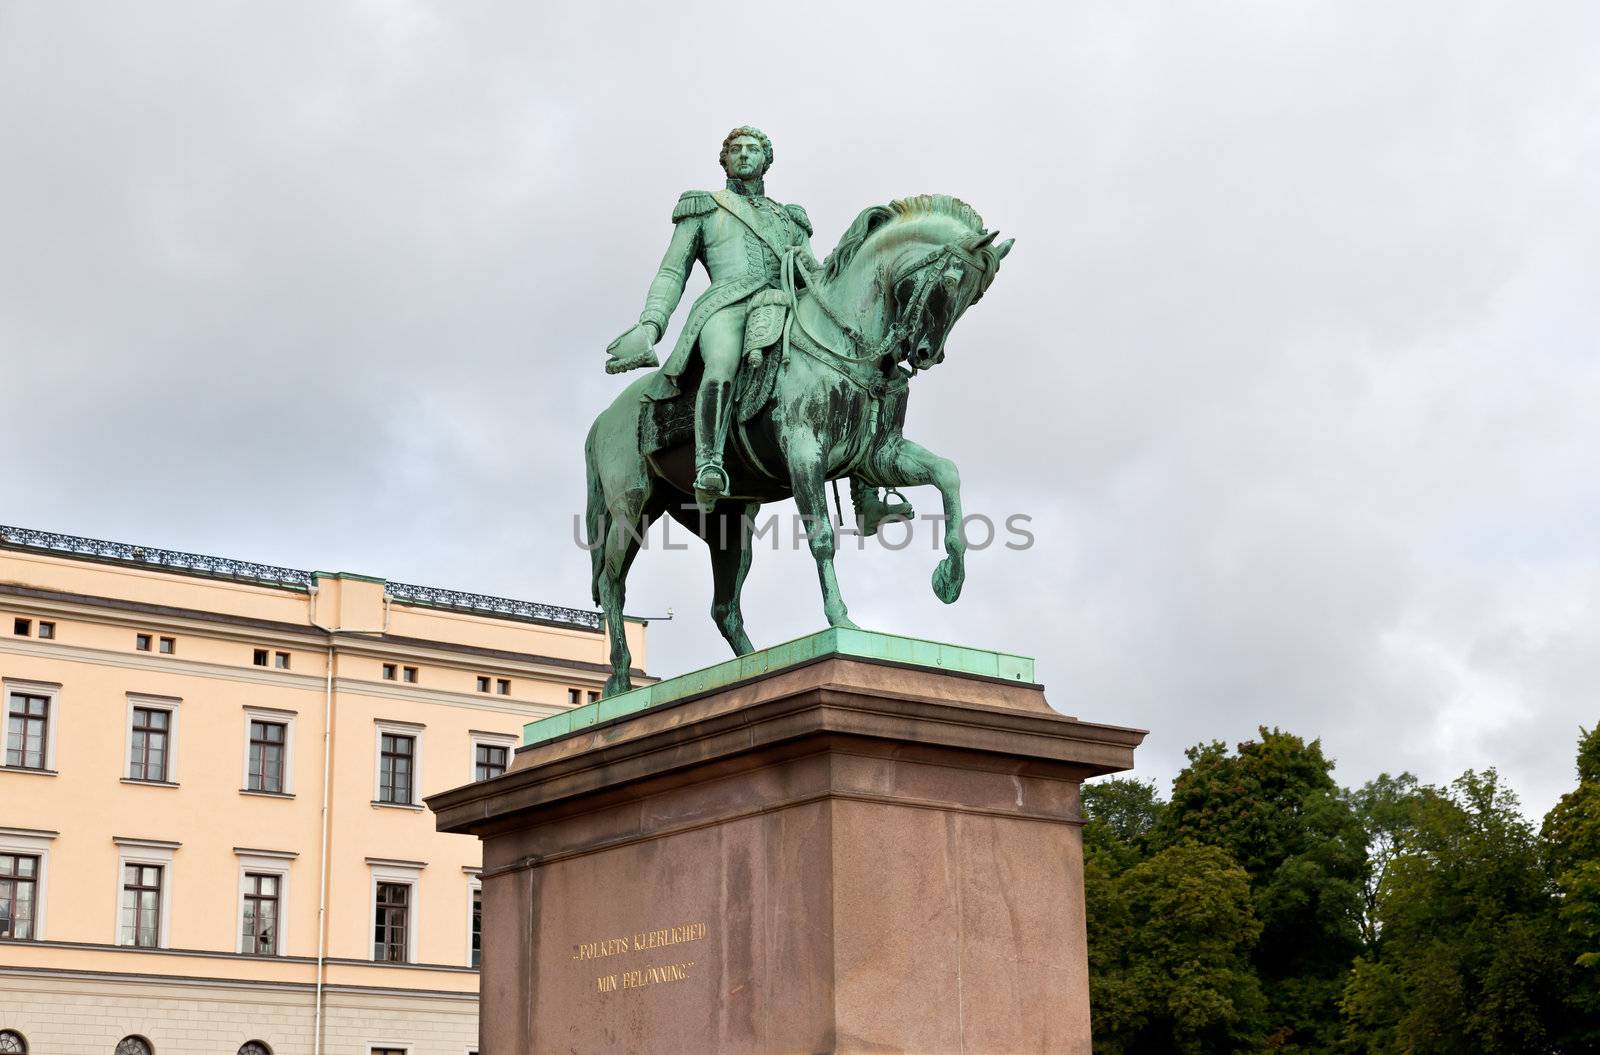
(384, 582, 601, 630)
(0, 524, 602, 630)
(0, 525, 315, 587)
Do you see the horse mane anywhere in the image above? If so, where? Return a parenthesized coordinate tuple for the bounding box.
(822, 194, 986, 281)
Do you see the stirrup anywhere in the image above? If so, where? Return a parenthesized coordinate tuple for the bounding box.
(693, 462, 730, 511)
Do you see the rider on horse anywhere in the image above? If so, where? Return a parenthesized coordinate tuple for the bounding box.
(605, 126, 911, 528)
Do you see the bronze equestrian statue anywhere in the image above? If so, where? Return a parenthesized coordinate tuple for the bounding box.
(590, 125, 1012, 696)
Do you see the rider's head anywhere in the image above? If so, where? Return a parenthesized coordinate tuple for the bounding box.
(720, 126, 773, 182)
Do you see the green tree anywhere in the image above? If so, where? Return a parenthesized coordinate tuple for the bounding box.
(1347, 772, 1436, 950)
(1089, 841, 1267, 1055)
(1542, 726, 1600, 1049)
(1156, 728, 1367, 1052)
(1342, 769, 1575, 1054)
(1083, 777, 1165, 875)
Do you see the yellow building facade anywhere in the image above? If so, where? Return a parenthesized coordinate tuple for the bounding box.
(0, 525, 647, 1055)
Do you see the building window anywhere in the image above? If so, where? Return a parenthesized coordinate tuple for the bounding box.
(4, 693, 50, 770)
(496, 678, 510, 696)
(370, 1049, 406, 1055)
(247, 720, 286, 793)
(0, 1029, 25, 1052)
(382, 663, 397, 681)
(470, 883, 482, 968)
(238, 1043, 272, 1055)
(135, 633, 152, 651)
(128, 706, 171, 782)
(11, 619, 28, 636)
(401, 666, 418, 684)
(253, 649, 269, 666)
(474, 744, 507, 782)
(241, 872, 280, 954)
(588, 690, 600, 703)
(475, 675, 491, 693)
(373, 881, 410, 961)
(274, 651, 290, 669)
(158, 636, 175, 654)
(36, 622, 53, 640)
(115, 1038, 153, 1055)
(378, 733, 415, 804)
(0, 853, 39, 940)
(119, 864, 162, 947)
(567, 688, 581, 706)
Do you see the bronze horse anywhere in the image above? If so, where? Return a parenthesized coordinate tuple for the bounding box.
(585, 195, 1012, 695)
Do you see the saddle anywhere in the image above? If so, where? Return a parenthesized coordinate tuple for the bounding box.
(639, 289, 787, 458)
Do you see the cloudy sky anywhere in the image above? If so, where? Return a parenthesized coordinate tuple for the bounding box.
(3, 2, 1595, 816)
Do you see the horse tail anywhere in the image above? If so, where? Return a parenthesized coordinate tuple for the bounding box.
(584, 423, 608, 607)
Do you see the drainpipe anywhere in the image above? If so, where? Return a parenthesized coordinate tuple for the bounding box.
(308, 581, 392, 1055)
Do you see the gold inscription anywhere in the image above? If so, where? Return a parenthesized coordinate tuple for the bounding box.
(583, 920, 708, 994)
(572, 937, 631, 961)
(632, 921, 707, 951)
(622, 961, 695, 989)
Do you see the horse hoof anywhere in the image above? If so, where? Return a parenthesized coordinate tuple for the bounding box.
(932, 560, 964, 604)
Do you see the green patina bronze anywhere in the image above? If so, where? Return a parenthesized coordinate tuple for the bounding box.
(589, 126, 1013, 696)
(524, 628, 1035, 746)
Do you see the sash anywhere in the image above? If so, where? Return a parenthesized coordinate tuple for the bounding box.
(712, 189, 796, 262)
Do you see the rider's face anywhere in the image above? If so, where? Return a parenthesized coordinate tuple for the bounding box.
(723, 136, 765, 180)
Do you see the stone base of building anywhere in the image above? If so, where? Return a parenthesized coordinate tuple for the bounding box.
(0, 969, 479, 1054)
(431, 639, 1145, 1055)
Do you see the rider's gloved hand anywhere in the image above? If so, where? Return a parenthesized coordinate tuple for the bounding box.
(605, 322, 661, 374)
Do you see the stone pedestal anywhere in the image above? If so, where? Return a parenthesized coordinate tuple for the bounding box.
(429, 631, 1143, 1055)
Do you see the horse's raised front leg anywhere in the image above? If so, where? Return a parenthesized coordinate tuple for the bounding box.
(877, 438, 965, 604)
(788, 447, 858, 629)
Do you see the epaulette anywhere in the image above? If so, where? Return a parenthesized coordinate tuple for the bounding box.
(784, 203, 813, 236)
(672, 190, 717, 223)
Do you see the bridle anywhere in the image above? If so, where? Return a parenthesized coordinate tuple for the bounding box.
(780, 239, 993, 371)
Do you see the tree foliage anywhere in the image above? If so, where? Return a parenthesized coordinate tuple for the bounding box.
(1088, 841, 1266, 1054)
(1543, 726, 1600, 1048)
(1081, 727, 1600, 1054)
(1341, 769, 1577, 1054)
(1155, 728, 1366, 1052)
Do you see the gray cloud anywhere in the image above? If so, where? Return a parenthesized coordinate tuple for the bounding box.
(2, 0, 1595, 815)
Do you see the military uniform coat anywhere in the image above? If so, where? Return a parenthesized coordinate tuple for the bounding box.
(637, 187, 815, 401)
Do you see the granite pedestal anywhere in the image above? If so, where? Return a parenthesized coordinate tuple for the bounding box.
(429, 629, 1144, 1055)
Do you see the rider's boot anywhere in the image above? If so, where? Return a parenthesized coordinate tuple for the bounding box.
(693, 379, 734, 513)
(851, 477, 914, 537)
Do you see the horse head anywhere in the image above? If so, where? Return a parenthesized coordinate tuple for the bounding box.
(819, 195, 1014, 372)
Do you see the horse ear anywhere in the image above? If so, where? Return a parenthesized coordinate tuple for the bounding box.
(969, 230, 999, 251)
(994, 238, 1014, 261)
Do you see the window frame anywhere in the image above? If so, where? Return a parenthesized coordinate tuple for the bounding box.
(123, 694, 181, 785)
(373, 720, 424, 807)
(135, 633, 152, 651)
(2, 680, 60, 773)
(367, 858, 424, 965)
(235, 848, 294, 957)
(495, 678, 511, 696)
(465, 868, 483, 968)
(113, 838, 177, 949)
(158, 635, 176, 654)
(36, 621, 53, 640)
(401, 666, 418, 684)
(241, 706, 296, 796)
(469, 731, 516, 784)
(0, 826, 53, 942)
